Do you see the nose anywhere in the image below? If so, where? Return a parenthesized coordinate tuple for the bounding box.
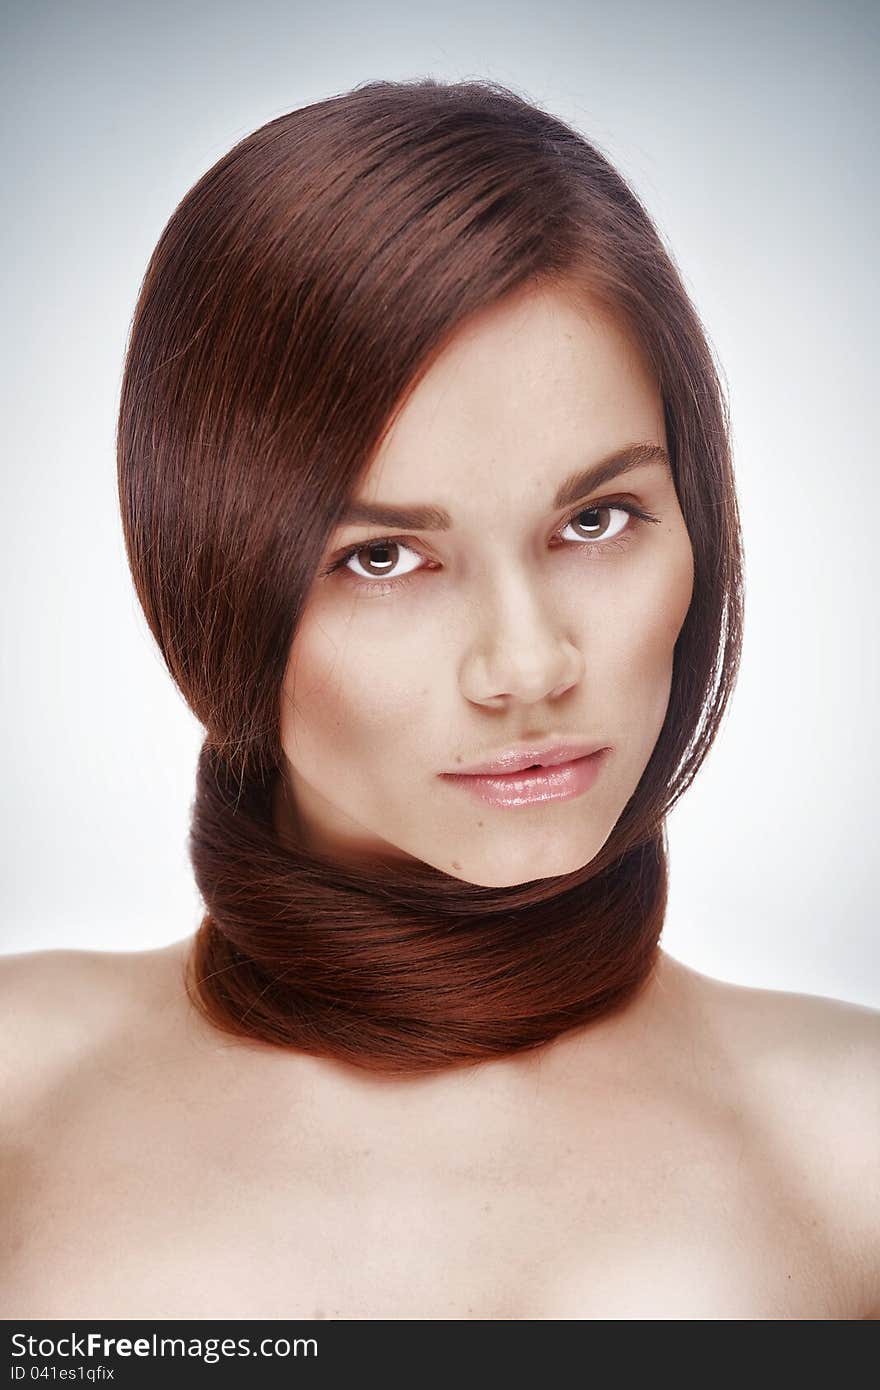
(458, 569, 584, 707)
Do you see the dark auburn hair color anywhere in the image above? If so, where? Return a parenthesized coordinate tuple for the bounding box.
(117, 77, 744, 1075)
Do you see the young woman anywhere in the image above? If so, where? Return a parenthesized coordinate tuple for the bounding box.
(2, 77, 877, 1321)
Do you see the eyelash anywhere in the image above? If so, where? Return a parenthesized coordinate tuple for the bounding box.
(320, 498, 661, 597)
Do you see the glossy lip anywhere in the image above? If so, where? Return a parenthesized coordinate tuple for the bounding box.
(440, 749, 609, 808)
(443, 738, 608, 776)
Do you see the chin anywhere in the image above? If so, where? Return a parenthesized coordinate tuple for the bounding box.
(439, 838, 602, 889)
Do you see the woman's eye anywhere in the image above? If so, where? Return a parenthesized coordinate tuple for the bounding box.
(341, 539, 424, 581)
(559, 504, 630, 546)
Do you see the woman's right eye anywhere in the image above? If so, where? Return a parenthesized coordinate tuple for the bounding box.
(342, 540, 422, 581)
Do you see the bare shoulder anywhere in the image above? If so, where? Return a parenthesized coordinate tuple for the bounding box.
(0, 939, 192, 1122)
(669, 953, 880, 1065)
(669, 956, 880, 1315)
(678, 960, 880, 1129)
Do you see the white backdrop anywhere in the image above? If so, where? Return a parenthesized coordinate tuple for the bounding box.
(2, 0, 877, 1007)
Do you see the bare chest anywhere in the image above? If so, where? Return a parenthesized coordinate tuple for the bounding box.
(1, 1080, 854, 1320)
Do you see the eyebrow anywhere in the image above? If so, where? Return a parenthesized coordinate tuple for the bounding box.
(337, 442, 672, 529)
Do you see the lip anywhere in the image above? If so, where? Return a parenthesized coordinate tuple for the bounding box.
(440, 748, 609, 809)
(444, 739, 608, 776)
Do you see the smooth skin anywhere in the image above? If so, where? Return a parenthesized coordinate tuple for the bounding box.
(2, 286, 878, 1319)
(273, 283, 693, 887)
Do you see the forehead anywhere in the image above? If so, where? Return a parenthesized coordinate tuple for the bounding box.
(364, 284, 665, 504)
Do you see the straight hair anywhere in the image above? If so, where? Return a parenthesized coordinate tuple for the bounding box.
(117, 77, 744, 1075)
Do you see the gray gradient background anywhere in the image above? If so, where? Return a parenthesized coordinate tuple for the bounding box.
(2, 0, 877, 1006)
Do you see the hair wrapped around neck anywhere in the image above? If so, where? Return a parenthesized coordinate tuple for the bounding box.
(186, 738, 670, 1074)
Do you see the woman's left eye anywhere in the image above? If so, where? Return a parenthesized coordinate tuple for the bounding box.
(321, 501, 660, 592)
(559, 503, 634, 546)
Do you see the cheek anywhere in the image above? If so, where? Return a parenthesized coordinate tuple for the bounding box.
(636, 554, 693, 660)
(281, 606, 426, 758)
(594, 542, 693, 706)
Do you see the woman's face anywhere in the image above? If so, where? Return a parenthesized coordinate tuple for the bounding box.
(276, 283, 694, 887)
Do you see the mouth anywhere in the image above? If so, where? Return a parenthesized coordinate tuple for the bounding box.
(446, 739, 608, 777)
(439, 748, 609, 808)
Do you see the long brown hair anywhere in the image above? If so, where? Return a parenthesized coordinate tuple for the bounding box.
(117, 77, 744, 1075)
